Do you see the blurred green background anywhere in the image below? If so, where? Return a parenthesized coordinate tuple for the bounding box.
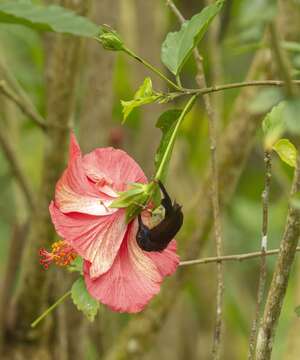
(1, 0, 300, 359)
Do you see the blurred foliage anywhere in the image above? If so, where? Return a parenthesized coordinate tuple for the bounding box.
(1, 0, 300, 359)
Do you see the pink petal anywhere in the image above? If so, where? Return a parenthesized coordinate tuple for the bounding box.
(84, 220, 164, 313)
(145, 240, 179, 277)
(55, 136, 116, 216)
(83, 148, 147, 192)
(49, 202, 127, 277)
(69, 131, 81, 159)
(138, 213, 179, 277)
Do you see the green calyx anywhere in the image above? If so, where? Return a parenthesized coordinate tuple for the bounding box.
(97, 26, 124, 51)
(110, 182, 157, 223)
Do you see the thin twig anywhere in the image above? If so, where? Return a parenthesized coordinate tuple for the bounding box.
(200, 39, 224, 360)
(269, 22, 295, 97)
(31, 291, 71, 328)
(122, 47, 182, 91)
(248, 151, 272, 359)
(0, 125, 35, 210)
(165, 2, 224, 358)
(170, 79, 300, 98)
(0, 80, 46, 131)
(256, 152, 300, 359)
(196, 79, 300, 95)
(0, 59, 41, 115)
(179, 246, 300, 266)
(205, 0, 224, 121)
(166, 0, 185, 22)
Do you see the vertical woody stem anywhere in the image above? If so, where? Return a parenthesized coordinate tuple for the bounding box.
(165, 1, 224, 358)
(256, 152, 300, 359)
(248, 151, 271, 359)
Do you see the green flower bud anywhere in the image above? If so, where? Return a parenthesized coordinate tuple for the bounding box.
(98, 26, 124, 51)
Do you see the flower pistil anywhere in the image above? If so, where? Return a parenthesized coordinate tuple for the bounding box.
(39, 240, 77, 269)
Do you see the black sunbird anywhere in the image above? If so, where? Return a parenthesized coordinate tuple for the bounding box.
(136, 181, 183, 252)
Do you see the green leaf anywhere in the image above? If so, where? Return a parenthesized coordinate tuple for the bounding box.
(125, 193, 149, 223)
(250, 88, 283, 114)
(67, 257, 83, 274)
(71, 277, 99, 322)
(121, 77, 160, 122)
(272, 138, 297, 167)
(290, 192, 300, 209)
(110, 182, 157, 223)
(135, 77, 153, 98)
(110, 186, 145, 208)
(283, 99, 300, 135)
(161, 0, 224, 75)
(154, 109, 182, 182)
(0, 2, 99, 37)
(239, 0, 276, 28)
(295, 305, 300, 317)
(281, 41, 300, 53)
(262, 101, 285, 149)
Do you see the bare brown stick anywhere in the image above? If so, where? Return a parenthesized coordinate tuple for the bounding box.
(205, 0, 224, 121)
(200, 43, 224, 360)
(186, 79, 300, 96)
(179, 246, 300, 266)
(256, 153, 300, 359)
(0, 124, 35, 210)
(0, 59, 46, 123)
(0, 80, 46, 131)
(248, 151, 272, 359)
(166, 2, 224, 358)
(166, 0, 185, 22)
(160, 79, 300, 100)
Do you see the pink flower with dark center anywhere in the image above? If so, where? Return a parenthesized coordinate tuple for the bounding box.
(49, 133, 179, 313)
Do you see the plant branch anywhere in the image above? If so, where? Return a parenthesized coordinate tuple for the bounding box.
(123, 47, 182, 91)
(0, 80, 46, 131)
(154, 95, 197, 180)
(31, 290, 71, 328)
(255, 152, 300, 360)
(169, 79, 300, 98)
(205, 74, 224, 360)
(0, 124, 35, 210)
(248, 151, 272, 359)
(165, 1, 224, 358)
(166, 0, 185, 22)
(269, 22, 295, 97)
(179, 246, 300, 266)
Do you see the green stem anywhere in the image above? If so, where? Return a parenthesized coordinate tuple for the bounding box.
(155, 95, 197, 181)
(123, 47, 182, 91)
(176, 74, 182, 88)
(31, 290, 71, 328)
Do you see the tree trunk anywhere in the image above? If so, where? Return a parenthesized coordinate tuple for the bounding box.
(2, 1, 87, 358)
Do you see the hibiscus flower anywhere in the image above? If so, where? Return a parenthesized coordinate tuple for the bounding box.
(48, 133, 179, 313)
